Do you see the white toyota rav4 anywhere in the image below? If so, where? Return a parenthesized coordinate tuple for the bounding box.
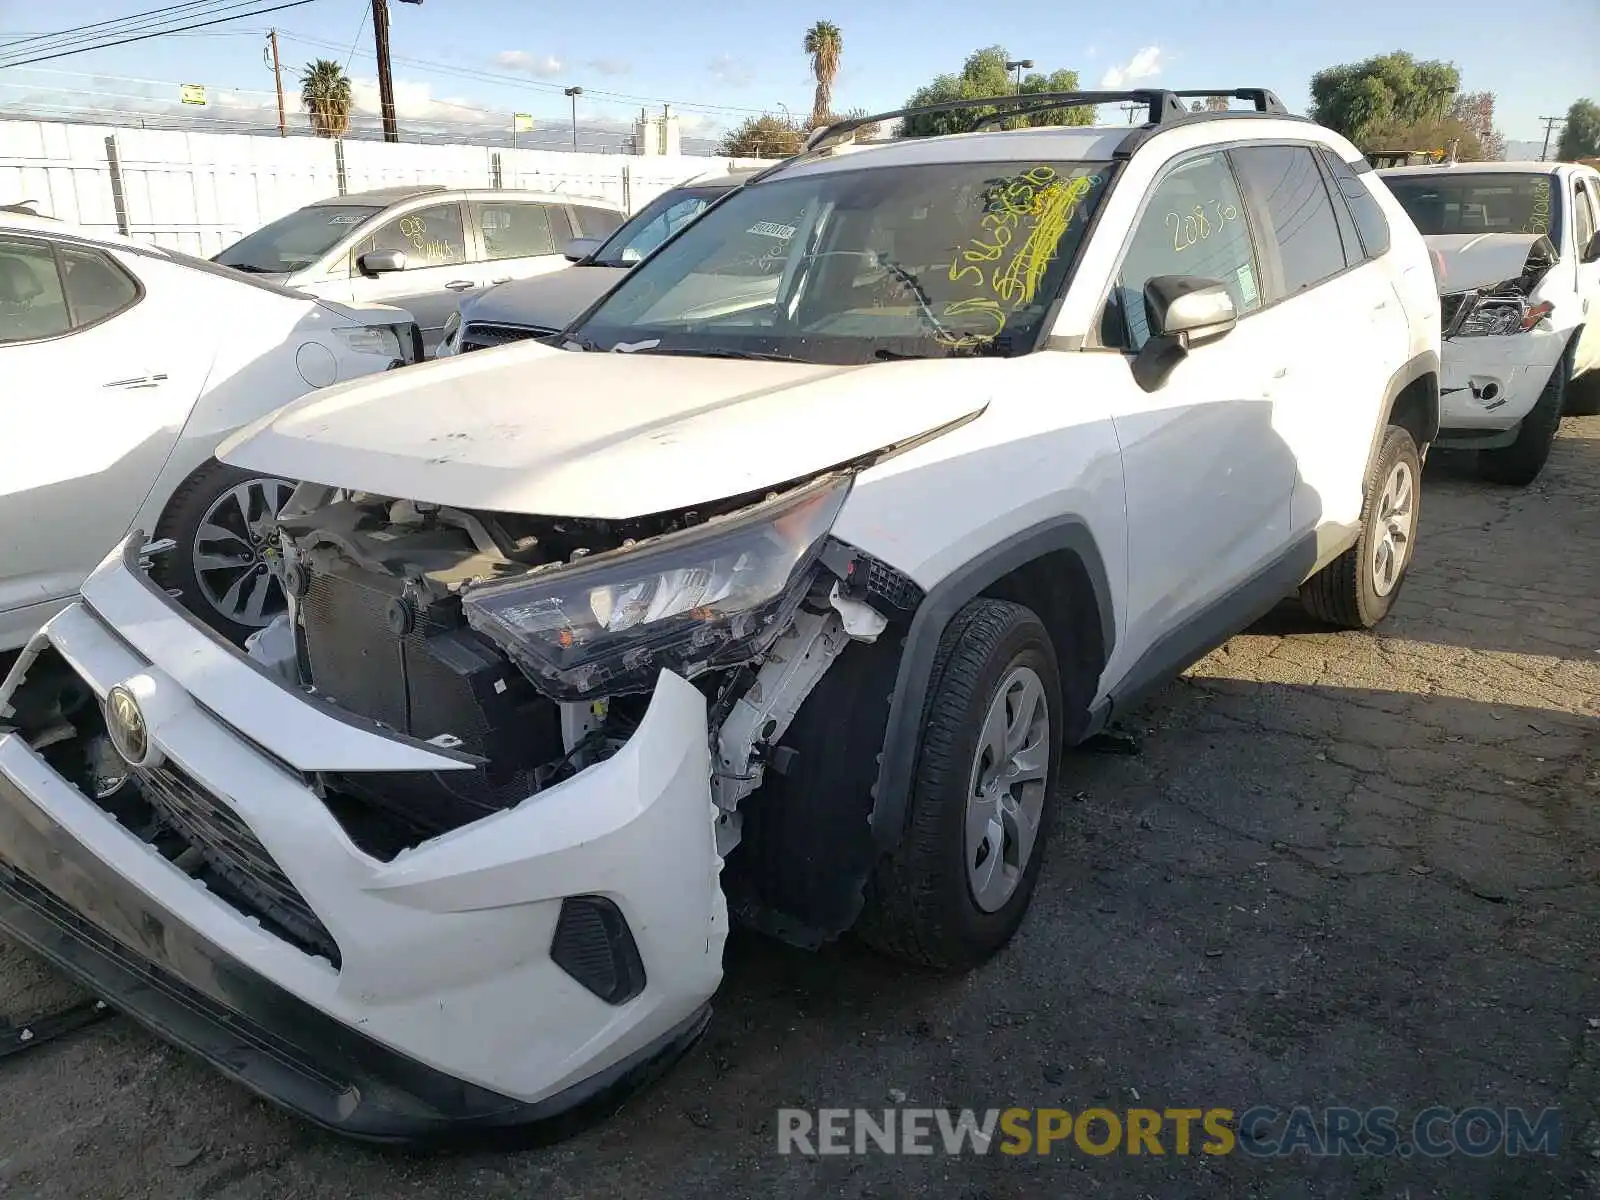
(0, 89, 1439, 1143)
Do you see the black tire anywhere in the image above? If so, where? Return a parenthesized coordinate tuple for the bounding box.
(148, 458, 294, 645)
(1300, 425, 1421, 630)
(1478, 350, 1567, 484)
(856, 599, 1062, 970)
(1566, 367, 1600, 417)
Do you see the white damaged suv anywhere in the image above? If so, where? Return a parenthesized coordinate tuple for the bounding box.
(0, 89, 1439, 1143)
(1380, 160, 1600, 484)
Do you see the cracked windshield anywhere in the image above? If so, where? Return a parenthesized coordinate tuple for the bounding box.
(570, 160, 1110, 362)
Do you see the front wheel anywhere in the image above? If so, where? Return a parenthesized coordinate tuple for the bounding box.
(148, 459, 295, 644)
(1300, 425, 1421, 630)
(856, 599, 1062, 971)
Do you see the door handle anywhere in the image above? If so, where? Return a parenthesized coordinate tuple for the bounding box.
(1371, 300, 1389, 312)
(1272, 366, 1289, 379)
(444, 280, 477, 291)
(103, 373, 167, 389)
(490, 276, 512, 285)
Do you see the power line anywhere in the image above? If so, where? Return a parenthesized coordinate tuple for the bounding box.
(0, 0, 231, 53)
(276, 27, 801, 118)
(0, 0, 323, 69)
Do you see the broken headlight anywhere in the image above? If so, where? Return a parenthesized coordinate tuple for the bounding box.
(1453, 297, 1554, 338)
(462, 475, 851, 699)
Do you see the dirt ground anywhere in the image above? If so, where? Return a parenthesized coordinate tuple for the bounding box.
(1, 418, 1597, 1200)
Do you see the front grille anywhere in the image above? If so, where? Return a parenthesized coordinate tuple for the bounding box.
(460, 322, 554, 353)
(136, 762, 339, 966)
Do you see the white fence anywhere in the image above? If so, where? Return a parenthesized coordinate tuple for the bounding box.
(0, 120, 769, 257)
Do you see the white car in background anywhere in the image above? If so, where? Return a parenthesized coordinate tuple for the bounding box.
(213, 186, 625, 354)
(0, 211, 422, 648)
(1381, 160, 1600, 483)
(437, 170, 754, 355)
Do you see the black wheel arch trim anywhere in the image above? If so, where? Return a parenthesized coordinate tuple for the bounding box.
(864, 517, 1114, 852)
(1371, 349, 1440, 468)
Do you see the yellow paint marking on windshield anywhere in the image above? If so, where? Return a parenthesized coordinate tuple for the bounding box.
(992, 174, 1093, 306)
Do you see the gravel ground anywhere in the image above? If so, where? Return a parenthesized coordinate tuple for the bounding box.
(1, 417, 1597, 1200)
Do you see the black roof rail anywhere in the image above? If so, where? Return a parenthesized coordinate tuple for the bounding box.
(1169, 88, 1289, 115)
(741, 87, 1296, 187)
(803, 89, 1189, 153)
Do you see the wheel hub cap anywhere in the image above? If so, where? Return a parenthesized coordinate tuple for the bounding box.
(1371, 460, 1415, 598)
(192, 477, 294, 628)
(965, 665, 1051, 913)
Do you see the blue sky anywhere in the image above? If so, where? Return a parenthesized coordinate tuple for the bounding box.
(0, 0, 1594, 148)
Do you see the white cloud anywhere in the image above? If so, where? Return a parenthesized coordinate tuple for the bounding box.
(1100, 46, 1164, 89)
(494, 50, 565, 79)
(706, 53, 753, 87)
(347, 77, 495, 124)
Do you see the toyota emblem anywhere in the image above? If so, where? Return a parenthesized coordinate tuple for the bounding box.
(103, 684, 150, 766)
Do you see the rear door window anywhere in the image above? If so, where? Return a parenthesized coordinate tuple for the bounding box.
(1573, 178, 1597, 257)
(1320, 151, 1391, 258)
(471, 200, 558, 260)
(0, 236, 70, 341)
(1231, 145, 1348, 300)
(572, 204, 624, 238)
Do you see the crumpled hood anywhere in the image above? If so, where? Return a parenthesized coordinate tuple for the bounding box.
(1425, 232, 1555, 295)
(217, 339, 988, 519)
(460, 265, 628, 331)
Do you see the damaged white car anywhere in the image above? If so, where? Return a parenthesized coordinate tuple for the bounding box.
(1381, 161, 1600, 484)
(0, 89, 1440, 1143)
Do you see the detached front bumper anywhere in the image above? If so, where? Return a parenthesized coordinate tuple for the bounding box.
(1436, 327, 1566, 446)
(0, 540, 727, 1143)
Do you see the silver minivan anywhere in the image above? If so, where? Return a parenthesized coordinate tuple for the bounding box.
(213, 185, 624, 353)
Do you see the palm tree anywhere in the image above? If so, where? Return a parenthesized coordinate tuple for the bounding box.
(803, 21, 842, 130)
(300, 59, 353, 139)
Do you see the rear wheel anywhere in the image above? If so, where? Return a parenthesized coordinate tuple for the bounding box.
(1300, 425, 1420, 630)
(1479, 350, 1567, 484)
(149, 459, 294, 644)
(857, 599, 1061, 970)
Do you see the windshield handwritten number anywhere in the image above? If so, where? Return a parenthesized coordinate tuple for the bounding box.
(948, 262, 985, 287)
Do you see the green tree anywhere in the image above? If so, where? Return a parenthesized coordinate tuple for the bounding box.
(803, 21, 843, 130)
(1557, 99, 1600, 162)
(900, 46, 1092, 137)
(1309, 51, 1460, 149)
(299, 58, 353, 139)
(718, 113, 805, 158)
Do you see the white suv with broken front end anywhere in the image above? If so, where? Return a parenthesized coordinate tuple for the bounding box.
(1380, 160, 1600, 483)
(0, 89, 1439, 1143)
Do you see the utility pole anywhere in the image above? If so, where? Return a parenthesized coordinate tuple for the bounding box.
(1119, 101, 1142, 124)
(372, 0, 399, 142)
(1538, 116, 1566, 162)
(267, 29, 286, 138)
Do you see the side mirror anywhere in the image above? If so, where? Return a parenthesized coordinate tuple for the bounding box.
(1584, 231, 1600, 264)
(357, 248, 407, 278)
(1131, 275, 1238, 392)
(564, 237, 602, 263)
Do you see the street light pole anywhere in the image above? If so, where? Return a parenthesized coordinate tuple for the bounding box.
(564, 86, 583, 152)
(1004, 58, 1033, 93)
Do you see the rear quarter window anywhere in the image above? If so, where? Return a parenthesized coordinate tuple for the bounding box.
(1322, 150, 1391, 258)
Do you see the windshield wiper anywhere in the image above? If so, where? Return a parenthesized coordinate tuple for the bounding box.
(221, 263, 271, 274)
(617, 346, 813, 364)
